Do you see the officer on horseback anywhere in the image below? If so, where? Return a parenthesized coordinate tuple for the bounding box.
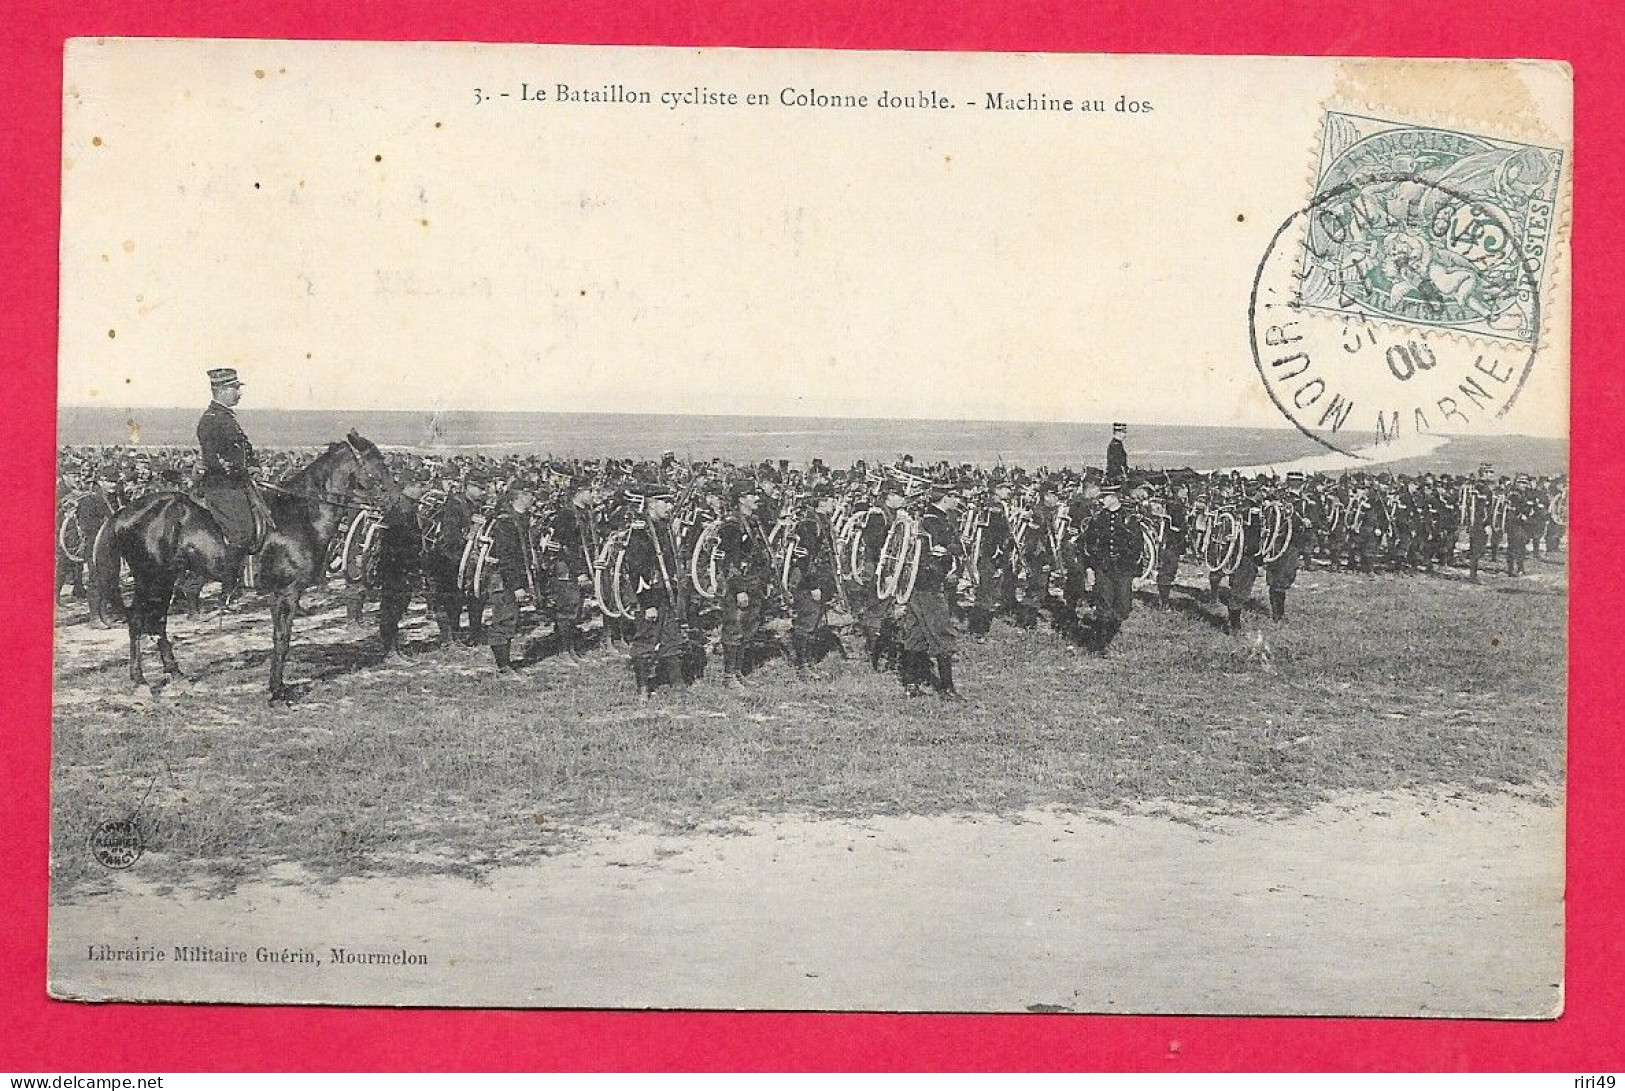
(196, 367, 268, 554)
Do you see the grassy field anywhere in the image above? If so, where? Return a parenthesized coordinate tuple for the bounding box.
(50, 554, 1566, 902)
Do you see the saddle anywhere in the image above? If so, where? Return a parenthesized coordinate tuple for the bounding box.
(194, 481, 272, 553)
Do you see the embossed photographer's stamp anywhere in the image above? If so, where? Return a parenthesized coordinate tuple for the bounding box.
(89, 818, 144, 870)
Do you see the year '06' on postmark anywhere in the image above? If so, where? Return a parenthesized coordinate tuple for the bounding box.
(1250, 109, 1567, 456)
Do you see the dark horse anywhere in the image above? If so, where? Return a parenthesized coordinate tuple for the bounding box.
(89, 431, 398, 703)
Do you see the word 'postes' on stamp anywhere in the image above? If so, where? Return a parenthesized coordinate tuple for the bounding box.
(1297, 111, 1564, 344)
(1252, 171, 1543, 458)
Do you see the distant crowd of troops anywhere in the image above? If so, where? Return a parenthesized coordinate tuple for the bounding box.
(57, 443, 1568, 702)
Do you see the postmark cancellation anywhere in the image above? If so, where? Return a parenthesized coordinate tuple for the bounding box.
(1249, 105, 1568, 455)
(1297, 111, 1565, 345)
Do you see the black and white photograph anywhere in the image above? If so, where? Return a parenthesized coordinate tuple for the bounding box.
(49, 40, 1570, 1014)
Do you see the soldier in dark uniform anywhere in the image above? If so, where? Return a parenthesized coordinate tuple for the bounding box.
(1215, 490, 1264, 632)
(457, 481, 492, 644)
(1543, 476, 1567, 554)
(1527, 480, 1551, 562)
(483, 487, 536, 673)
(1422, 478, 1453, 571)
(717, 484, 775, 688)
(1106, 423, 1129, 484)
(966, 481, 1014, 642)
(1287, 474, 1321, 570)
(786, 489, 842, 677)
(375, 482, 427, 659)
(900, 487, 964, 698)
(1055, 482, 1097, 644)
(849, 485, 901, 671)
(1152, 484, 1190, 609)
(1488, 476, 1509, 562)
(1505, 482, 1536, 576)
(1323, 479, 1352, 570)
(1345, 485, 1385, 575)
(63, 471, 120, 608)
(623, 486, 688, 700)
(541, 484, 598, 662)
(419, 479, 472, 646)
(678, 482, 727, 675)
(1080, 484, 1142, 654)
(1021, 483, 1063, 631)
(1390, 484, 1421, 573)
(195, 367, 266, 553)
(1263, 487, 1302, 622)
(1464, 476, 1493, 583)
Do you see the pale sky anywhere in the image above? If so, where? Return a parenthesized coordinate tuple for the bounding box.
(59, 42, 1570, 439)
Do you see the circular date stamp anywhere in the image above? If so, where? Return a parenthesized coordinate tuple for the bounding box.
(1249, 113, 1565, 456)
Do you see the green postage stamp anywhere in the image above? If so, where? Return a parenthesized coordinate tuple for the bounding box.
(1297, 111, 1565, 344)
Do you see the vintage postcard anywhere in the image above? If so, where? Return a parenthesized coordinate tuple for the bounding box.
(49, 40, 1570, 1013)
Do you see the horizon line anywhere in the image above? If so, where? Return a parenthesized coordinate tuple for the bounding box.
(54, 404, 1570, 440)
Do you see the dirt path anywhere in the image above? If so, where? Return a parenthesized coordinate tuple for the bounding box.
(50, 791, 1562, 1016)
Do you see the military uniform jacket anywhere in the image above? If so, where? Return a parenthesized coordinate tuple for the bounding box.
(912, 505, 962, 594)
(856, 507, 889, 577)
(1106, 438, 1128, 482)
(1350, 491, 1389, 537)
(435, 492, 475, 559)
(1059, 501, 1091, 571)
(1162, 499, 1191, 553)
(718, 514, 773, 590)
(1027, 502, 1060, 566)
(1507, 491, 1538, 532)
(1397, 493, 1426, 535)
(1527, 489, 1551, 531)
(977, 503, 1012, 566)
(624, 516, 682, 609)
(1443, 491, 1469, 533)
(75, 489, 116, 533)
(546, 505, 594, 576)
(485, 507, 533, 590)
(376, 497, 424, 580)
(197, 401, 257, 484)
(1082, 506, 1144, 576)
(1238, 501, 1267, 557)
(787, 513, 838, 595)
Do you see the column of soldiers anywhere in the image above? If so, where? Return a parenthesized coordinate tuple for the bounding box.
(56, 423, 1569, 703)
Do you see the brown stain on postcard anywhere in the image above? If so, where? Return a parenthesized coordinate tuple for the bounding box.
(1334, 60, 1556, 141)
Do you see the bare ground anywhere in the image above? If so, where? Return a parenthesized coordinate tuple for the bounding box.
(49, 793, 1561, 1014)
(47, 554, 1567, 1013)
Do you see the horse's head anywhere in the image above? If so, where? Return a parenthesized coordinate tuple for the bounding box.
(332, 430, 400, 504)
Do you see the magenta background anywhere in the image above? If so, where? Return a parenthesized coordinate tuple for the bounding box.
(2, 0, 1620, 1071)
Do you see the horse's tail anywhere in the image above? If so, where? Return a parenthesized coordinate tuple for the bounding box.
(87, 510, 126, 626)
